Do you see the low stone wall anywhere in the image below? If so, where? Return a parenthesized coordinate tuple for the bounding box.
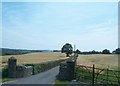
(7, 57, 33, 78)
(16, 65, 33, 78)
(6, 57, 68, 78)
(57, 62, 68, 80)
(25, 59, 68, 75)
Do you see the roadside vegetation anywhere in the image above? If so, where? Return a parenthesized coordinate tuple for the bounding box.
(54, 80, 69, 86)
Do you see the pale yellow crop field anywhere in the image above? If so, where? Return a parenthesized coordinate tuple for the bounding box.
(1, 52, 68, 66)
(77, 54, 118, 70)
(1, 53, 119, 70)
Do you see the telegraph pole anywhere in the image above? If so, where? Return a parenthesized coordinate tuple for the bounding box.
(74, 44, 76, 53)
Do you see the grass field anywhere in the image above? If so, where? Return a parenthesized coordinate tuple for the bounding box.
(77, 54, 118, 70)
(1, 53, 118, 70)
(1, 52, 68, 67)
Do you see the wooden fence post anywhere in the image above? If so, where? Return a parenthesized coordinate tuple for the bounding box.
(82, 65, 83, 80)
(92, 64, 95, 86)
(107, 68, 108, 85)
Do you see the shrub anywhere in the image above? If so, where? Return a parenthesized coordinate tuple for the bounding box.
(25, 59, 68, 75)
(2, 67, 8, 78)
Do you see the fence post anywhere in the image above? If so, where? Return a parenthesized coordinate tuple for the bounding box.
(106, 68, 108, 85)
(82, 65, 83, 80)
(92, 64, 95, 86)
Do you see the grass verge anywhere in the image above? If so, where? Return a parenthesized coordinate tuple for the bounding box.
(54, 80, 69, 86)
(1, 78, 14, 83)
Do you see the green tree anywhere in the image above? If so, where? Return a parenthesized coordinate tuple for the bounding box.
(113, 48, 120, 54)
(61, 43, 73, 57)
(102, 49, 110, 54)
(75, 49, 81, 54)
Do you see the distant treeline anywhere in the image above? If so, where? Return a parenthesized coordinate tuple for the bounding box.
(74, 48, 120, 54)
(1, 48, 120, 56)
(0, 48, 52, 56)
(53, 48, 120, 54)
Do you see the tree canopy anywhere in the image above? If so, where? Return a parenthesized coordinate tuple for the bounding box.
(112, 48, 120, 54)
(102, 49, 110, 54)
(61, 43, 73, 57)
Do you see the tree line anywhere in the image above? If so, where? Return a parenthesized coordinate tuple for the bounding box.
(1, 48, 52, 56)
(75, 49, 120, 54)
(1, 43, 120, 56)
(61, 43, 120, 57)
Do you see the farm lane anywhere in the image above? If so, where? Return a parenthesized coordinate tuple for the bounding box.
(3, 66, 59, 85)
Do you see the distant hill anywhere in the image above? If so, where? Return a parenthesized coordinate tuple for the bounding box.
(0, 48, 53, 56)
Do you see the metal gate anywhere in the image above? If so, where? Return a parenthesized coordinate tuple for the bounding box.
(75, 64, 120, 86)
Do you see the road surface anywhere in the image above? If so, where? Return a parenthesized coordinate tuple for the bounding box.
(2, 66, 59, 85)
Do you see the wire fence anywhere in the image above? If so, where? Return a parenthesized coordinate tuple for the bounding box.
(75, 64, 120, 86)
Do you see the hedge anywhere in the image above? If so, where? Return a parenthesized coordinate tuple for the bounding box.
(24, 59, 68, 75)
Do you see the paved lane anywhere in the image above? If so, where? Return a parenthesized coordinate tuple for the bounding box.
(3, 66, 59, 85)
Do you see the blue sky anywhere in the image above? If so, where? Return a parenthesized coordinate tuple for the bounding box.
(2, 2, 118, 51)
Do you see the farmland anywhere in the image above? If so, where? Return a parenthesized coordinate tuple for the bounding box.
(1, 52, 68, 66)
(1, 52, 118, 70)
(77, 54, 118, 70)
(1, 52, 119, 84)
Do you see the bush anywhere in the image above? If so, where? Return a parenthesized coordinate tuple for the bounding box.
(2, 67, 8, 78)
(25, 59, 68, 75)
(102, 49, 110, 54)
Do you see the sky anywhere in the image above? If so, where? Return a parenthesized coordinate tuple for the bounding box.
(2, 2, 118, 51)
(1, 0, 119, 2)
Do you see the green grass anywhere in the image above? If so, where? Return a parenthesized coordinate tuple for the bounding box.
(75, 66, 120, 85)
(54, 80, 69, 86)
(1, 78, 14, 83)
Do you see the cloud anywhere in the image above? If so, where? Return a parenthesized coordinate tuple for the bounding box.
(2, 2, 118, 51)
(78, 19, 118, 51)
(53, 18, 118, 51)
(87, 18, 117, 33)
